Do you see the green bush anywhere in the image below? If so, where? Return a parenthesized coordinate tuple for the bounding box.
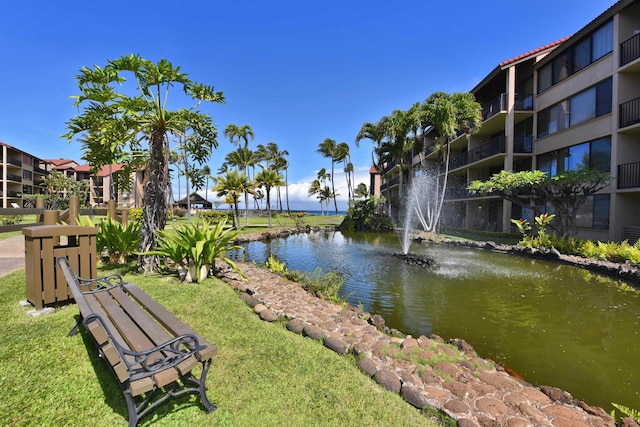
(128, 207, 143, 223)
(303, 268, 345, 303)
(99, 218, 141, 264)
(198, 210, 232, 224)
(340, 196, 394, 232)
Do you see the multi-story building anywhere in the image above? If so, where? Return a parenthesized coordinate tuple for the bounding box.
(46, 159, 145, 208)
(377, 0, 640, 243)
(0, 142, 48, 208)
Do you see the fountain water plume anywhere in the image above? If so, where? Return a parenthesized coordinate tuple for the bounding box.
(399, 171, 442, 254)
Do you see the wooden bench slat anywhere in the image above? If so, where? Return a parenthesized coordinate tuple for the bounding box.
(108, 286, 175, 346)
(94, 291, 156, 353)
(123, 283, 217, 360)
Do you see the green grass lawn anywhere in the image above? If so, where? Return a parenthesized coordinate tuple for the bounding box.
(0, 266, 440, 426)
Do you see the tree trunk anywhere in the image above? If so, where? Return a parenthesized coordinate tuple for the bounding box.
(138, 129, 167, 273)
(266, 187, 272, 228)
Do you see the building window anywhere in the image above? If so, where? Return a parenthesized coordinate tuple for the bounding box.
(537, 20, 613, 93)
(537, 136, 611, 176)
(576, 194, 610, 229)
(537, 78, 612, 138)
(22, 155, 32, 166)
(23, 170, 32, 180)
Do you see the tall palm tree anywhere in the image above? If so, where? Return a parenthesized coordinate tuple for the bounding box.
(420, 92, 482, 231)
(354, 182, 369, 199)
(223, 124, 255, 148)
(224, 146, 257, 225)
(63, 54, 225, 273)
(213, 169, 253, 229)
(257, 142, 290, 212)
(316, 138, 341, 215)
(254, 168, 284, 227)
(355, 120, 386, 166)
(337, 142, 353, 204)
(201, 165, 211, 207)
(307, 179, 323, 214)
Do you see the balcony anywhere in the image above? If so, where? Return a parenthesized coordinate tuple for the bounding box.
(449, 136, 507, 170)
(6, 158, 22, 167)
(618, 161, 640, 189)
(620, 33, 640, 67)
(514, 93, 534, 111)
(7, 191, 22, 198)
(6, 174, 22, 183)
(619, 97, 640, 128)
(482, 94, 507, 121)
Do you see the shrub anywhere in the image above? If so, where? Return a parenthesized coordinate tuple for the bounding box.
(302, 268, 345, 303)
(171, 207, 187, 218)
(265, 255, 287, 275)
(198, 210, 232, 224)
(128, 208, 143, 223)
(144, 218, 246, 283)
(341, 196, 394, 232)
(0, 214, 23, 225)
(99, 218, 141, 264)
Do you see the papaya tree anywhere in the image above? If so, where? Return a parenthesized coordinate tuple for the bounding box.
(63, 54, 225, 273)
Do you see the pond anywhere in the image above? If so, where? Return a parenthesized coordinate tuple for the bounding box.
(233, 230, 640, 412)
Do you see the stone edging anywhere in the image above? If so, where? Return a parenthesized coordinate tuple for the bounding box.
(217, 261, 617, 427)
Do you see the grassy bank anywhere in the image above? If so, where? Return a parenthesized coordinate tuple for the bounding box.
(0, 266, 439, 426)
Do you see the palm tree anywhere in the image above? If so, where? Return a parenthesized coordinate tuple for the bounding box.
(224, 146, 257, 225)
(420, 92, 482, 231)
(63, 54, 225, 273)
(354, 183, 369, 199)
(223, 124, 255, 148)
(316, 138, 341, 215)
(307, 179, 323, 214)
(254, 168, 284, 227)
(355, 120, 386, 166)
(201, 165, 211, 207)
(257, 142, 290, 213)
(213, 169, 253, 229)
(337, 142, 353, 204)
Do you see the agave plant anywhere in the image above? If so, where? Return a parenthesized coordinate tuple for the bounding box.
(145, 218, 246, 283)
(99, 218, 141, 264)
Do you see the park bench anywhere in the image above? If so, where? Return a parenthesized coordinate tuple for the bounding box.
(58, 257, 217, 426)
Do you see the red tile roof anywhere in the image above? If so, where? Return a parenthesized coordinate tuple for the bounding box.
(499, 36, 571, 67)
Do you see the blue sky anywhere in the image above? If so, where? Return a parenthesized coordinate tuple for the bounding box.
(1, 0, 614, 210)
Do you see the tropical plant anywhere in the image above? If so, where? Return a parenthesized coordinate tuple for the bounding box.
(254, 168, 284, 228)
(612, 402, 640, 423)
(213, 170, 253, 229)
(63, 54, 225, 273)
(224, 146, 257, 224)
(99, 218, 141, 264)
(340, 196, 394, 232)
(144, 219, 245, 282)
(468, 168, 611, 236)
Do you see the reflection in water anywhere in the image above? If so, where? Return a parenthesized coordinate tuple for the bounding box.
(232, 230, 640, 411)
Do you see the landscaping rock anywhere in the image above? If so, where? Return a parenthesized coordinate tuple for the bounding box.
(372, 369, 401, 393)
(286, 318, 305, 334)
(259, 308, 278, 322)
(253, 303, 268, 314)
(323, 336, 348, 354)
(302, 324, 325, 340)
(401, 384, 428, 409)
(357, 357, 378, 376)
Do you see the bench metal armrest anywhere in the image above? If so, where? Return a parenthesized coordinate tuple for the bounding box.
(83, 313, 207, 379)
(77, 273, 126, 293)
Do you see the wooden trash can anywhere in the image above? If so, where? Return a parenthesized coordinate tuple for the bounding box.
(23, 225, 98, 309)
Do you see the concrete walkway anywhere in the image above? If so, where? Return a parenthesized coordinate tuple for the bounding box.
(0, 235, 25, 277)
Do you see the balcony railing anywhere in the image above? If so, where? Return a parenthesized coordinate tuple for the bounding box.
(621, 33, 640, 67)
(514, 93, 534, 111)
(7, 191, 22, 198)
(449, 136, 507, 170)
(6, 174, 22, 183)
(619, 97, 640, 128)
(6, 158, 22, 167)
(482, 94, 507, 121)
(618, 161, 640, 189)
